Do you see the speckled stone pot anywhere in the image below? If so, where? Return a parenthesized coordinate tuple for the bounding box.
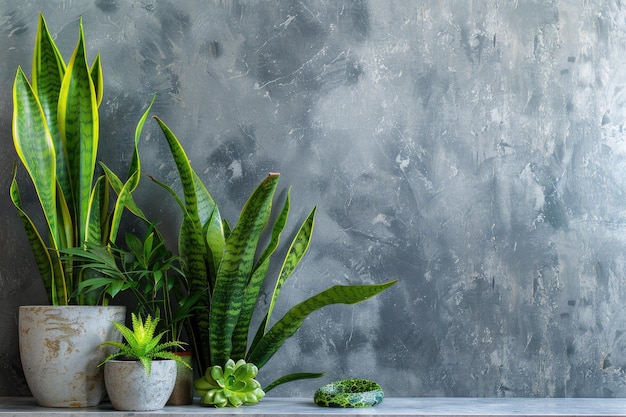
(18, 305, 126, 408)
(104, 359, 177, 411)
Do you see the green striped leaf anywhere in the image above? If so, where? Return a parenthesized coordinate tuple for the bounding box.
(55, 182, 74, 250)
(153, 117, 208, 281)
(247, 280, 397, 369)
(128, 94, 154, 181)
(89, 54, 103, 107)
(154, 116, 212, 370)
(231, 192, 291, 360)
(85, 175, 105, 246)
(266, 206, 316, 329)
(12, 67, 59, 248)
(194, 169, 225, 283)
(100, 163, 147, 221)
(32, 13, 67, 203)
(247, 206, 316, 357)
(263, 372, 325, 393)
(10, 165, 66, 305)
(57, 18, 98, 245)
(209, 173, 280, 366)
(108, 170, 140, 245)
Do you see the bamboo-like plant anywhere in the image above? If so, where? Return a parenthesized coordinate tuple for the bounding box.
(10, 14, 153, 305)
(61, 226, 201, 343)
(151, 117, 397, 397)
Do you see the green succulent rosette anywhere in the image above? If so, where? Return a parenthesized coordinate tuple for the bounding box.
(195, 359, 265, 407)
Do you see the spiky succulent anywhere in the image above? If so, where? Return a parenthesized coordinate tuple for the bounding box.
(99, 313, 190, 376)
(194, 359, 265, 407)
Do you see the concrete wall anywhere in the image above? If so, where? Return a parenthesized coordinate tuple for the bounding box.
(2, 0, 626, 398)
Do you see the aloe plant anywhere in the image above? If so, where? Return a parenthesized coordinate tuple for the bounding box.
(151, 117, 397, 393)
(10, 14, 153, 305)
(99, 313, 191, 376)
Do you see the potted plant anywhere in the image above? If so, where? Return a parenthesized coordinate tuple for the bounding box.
(100, 313, 191, 411)
(11, 14, 154, 407)
(151, 118, 397, 407)
(62, 225, 200, 405)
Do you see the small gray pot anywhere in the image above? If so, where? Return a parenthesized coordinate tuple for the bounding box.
(104, 359, 177, 411)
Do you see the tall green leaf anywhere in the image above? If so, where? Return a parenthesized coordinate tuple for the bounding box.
(247, 280, 397, 369)
(128, 94, 155, 181)
(266, 207, 316, 329)
(89, 54, 103, 107)
(153, 117, 208, 281)
(230, 192, 292, 360)
(153, 116, 213, 370)
(12, 67, 59, 248)
(85, 175, 106, 246)
(10, 165, 66, 304)
(57, 18, 99, 245)
(108, 171, 140, 244)
(32, 13, 67, 201)
(246, 206, 316, 356)
(99, 97, 154, 245)
(209, 173, 279, 366)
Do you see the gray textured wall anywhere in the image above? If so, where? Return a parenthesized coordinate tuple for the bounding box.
(2, 0, 626, 399)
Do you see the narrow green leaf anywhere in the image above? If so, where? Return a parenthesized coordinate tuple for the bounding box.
(148, 175, 187, 213)
(10, 165, 64, 305)
(32, 13, 68, 202)
(100, 163, 147, 221)
(55, 182, 74, 250)
(196, 170, 225, 282)
(231, 192, 291, 360)
(263, 372, 325, 393)
(230, 258, 271, 361)
(13, 67, 59, 248)
(108, 170, 140, 245)
(247, 280, 397, 369)
(153, 117, 208, 282)
(128, 94, 155, 182)
(153, 116, 212, 370)
(85, 175, 105, 245)
(266, 207, 316, 330)
(210, 173, 280, 366)
(247, 205, 316, 356)
(58, 17, 99, 245)
(89, 54, 103, 107)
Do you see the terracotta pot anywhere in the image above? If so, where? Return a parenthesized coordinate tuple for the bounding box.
(18, 305, 126, 407)
(167, 352, 194, 405)
(104, 359, 177, 411)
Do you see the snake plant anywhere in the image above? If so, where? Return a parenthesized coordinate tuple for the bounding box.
(10, 14, 153, 305)
(151, 117, 397, 394)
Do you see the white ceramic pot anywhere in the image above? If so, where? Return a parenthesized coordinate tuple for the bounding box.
(104, 359, 177, 411)
(18, 305, 126, 407)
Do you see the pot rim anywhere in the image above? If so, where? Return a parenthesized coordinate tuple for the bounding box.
(19, 305, 125, 309)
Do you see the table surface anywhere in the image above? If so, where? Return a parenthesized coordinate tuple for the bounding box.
(3, 397, 626, 416)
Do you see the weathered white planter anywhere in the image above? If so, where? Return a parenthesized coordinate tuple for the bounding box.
(18, 305, 126, 408)
(104, 359, 177, 411)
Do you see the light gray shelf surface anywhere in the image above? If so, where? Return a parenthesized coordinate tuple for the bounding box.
(3, 397, 626, 416)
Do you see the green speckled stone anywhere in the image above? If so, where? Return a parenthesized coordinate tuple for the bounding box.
(314, 379, 384, 408)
